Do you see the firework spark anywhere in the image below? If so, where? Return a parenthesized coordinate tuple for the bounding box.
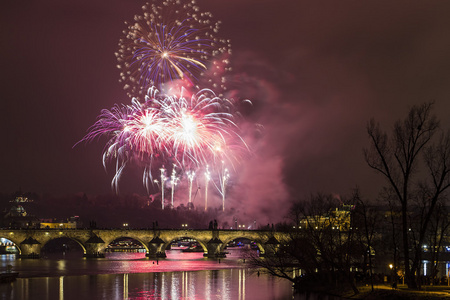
(116, 0, 231, 98)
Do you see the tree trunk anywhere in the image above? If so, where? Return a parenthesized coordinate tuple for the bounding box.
(402, 201, 417, 289)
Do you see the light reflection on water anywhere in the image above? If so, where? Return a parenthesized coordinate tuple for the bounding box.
(0, 250, 341, 300)
(1, 249, 249, 278)
(3, 269, 295, 300)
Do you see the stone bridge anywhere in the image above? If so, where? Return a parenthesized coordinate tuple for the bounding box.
(0, 229, 288, 258)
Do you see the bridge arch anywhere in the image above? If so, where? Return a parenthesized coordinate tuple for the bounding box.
(161, 236, 207, 254)
(104, 236, 149, 253)
(0, 236, 21, 255)
(220, 236, 264, 255)
(41, 237, 87, 256)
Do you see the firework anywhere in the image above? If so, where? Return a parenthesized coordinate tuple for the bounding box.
(78, 0, 253, 212)
(80, 86, 248, 197)
(116, 0, 231, 98)
(157, 87, 243, 168)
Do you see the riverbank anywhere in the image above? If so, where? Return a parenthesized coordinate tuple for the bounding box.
(341, 284, 450, 299)
(297, 283, 450, 299)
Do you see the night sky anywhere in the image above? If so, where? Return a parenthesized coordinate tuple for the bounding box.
(2, 1, 450, 223)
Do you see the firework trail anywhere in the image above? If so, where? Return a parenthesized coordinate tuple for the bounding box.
(159, 167, 166, 209)
(170, 164, 179, 208)
(116, 0, 231, 98)
(186, 169, 195, 209)
(212, 161, 230, 211)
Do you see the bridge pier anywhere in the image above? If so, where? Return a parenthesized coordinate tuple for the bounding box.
(205, 243, 225, 258)
(20, 237, 41, 259)
(84, 243, 105, 258)
(147, 236, 166, 258)
(146, 244, 166, 258)
(206, 234, 225, 258)
(261, 236, 280, 257)
(84, 233, 105, 258)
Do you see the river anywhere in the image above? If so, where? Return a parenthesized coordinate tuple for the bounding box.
(0, 249, 341, 300)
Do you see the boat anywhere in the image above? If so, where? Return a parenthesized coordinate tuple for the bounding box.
(182, 244, 204, 253)
(0, 245, 19, 255)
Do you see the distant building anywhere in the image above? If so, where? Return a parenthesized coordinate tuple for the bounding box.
(40, 216, 80, 229)
(299, 204, 353, 231)
(9, 196, 33, 203)
(2, 205, 40, 229)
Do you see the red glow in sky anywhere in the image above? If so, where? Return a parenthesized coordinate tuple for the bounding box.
(2, 0, 450, 223)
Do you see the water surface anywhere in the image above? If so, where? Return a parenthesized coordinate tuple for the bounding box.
(0, 249, 341, 299)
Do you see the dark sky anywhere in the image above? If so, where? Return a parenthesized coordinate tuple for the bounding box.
(2, 1, 450, 223)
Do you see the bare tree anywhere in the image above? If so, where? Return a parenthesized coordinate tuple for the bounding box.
(352, 189, 381, 292)
(246, 194, 364, 294)
(424, 201, 450, 283)
(385, 189, 403, 286)
(364, 102, 450, 288)
(243, 233, 318, 290)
